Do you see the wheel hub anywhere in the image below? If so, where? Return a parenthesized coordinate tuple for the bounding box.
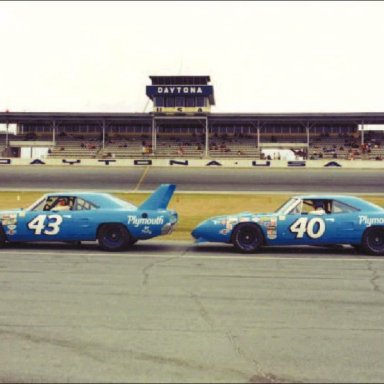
(107, 230, 120, 242)
(368, 230, 384, 251)
(239, 230, 257, 246)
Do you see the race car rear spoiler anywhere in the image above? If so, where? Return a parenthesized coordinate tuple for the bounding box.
(139, 184, 176, 210)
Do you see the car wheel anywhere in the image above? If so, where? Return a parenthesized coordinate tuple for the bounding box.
(98, 224, 132, 252)
(232, 223, 264, 253)
(361, 227, 384, 256)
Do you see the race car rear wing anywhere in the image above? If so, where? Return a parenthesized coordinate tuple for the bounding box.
(139, 184, 176, 210)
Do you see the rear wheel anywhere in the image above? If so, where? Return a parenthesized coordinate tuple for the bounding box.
(232, 223, 264, 253)
(98, 224, 132, 252)
(361, 227, 384, 256)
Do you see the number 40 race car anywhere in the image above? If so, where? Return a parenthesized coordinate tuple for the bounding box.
(0, 184, 177, 251)
(191, 195, 384, 255)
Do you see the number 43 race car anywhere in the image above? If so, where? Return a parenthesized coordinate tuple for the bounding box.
(0, 184, 177, 251)
(192, 195, 384, 256)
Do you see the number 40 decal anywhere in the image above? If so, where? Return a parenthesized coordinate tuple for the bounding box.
(289, 217, 325, 239)
(27, 214, 63, 235)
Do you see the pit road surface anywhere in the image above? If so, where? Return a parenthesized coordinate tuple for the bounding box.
(1, 241, 384, 383)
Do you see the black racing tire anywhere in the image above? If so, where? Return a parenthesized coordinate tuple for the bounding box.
(0, 225, 6, 247)
(98, 224, 132, 252)
(232, 223, 264, 253)
(361, 227, 384, 256)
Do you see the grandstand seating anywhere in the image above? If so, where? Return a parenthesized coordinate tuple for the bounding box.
(209, 136, 259, 158)
(308, 132, 384, 160)
(0, 136, 6, 156)
(2, 130, 384, 161)
(0, 134, 18, 156)
(99, 133, 261, 159)
(47, 137, 100, 159)
(99, 136, 149, 159)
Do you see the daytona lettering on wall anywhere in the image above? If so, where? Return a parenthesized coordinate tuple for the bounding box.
(157, 86, 203, 94)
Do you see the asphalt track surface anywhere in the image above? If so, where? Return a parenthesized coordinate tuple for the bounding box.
(1, 167, 384, 383)
(1, 240, 384, 383)
(0, 166, 383, 193)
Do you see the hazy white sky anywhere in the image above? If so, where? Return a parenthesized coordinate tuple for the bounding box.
(1, 1, 384, 114)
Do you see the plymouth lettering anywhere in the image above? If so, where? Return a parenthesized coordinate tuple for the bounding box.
(128, 215, 164, 227)
(359, 216, 384, 226)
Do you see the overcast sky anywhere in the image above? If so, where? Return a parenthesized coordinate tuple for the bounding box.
(1, 1, 384, 114)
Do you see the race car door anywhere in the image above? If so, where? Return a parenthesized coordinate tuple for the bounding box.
(14, 210, 74, 242)
(12, 195, 95, 242)
(65, 196, 99, 240)
(278, 198, 339, 245)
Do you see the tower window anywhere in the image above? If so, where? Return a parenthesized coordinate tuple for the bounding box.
(175, 97, 185, 107)
(166, 98, 175, 107)
(155, 97, 164, 107)
(186, 97, 195, 107)
(196, 97, 205, 107)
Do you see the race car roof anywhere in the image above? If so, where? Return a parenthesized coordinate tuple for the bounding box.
(293, 195, 383, 212)
(44, 192, 137, 209)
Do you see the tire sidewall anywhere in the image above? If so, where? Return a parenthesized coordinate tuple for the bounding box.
(361, 226, 384, 256)
(98, 224, 131, 251)
(232, 223, 264, 253)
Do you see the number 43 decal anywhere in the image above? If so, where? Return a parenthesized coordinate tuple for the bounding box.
(27, 214, 63, 235)
(289, 217, 326, 239)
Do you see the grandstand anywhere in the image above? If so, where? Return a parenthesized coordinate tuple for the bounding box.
(1, 75, 384, 161)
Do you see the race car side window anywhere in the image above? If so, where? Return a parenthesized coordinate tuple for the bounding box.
(331, 200, 360, 214)
(73, 197, 98, 211)
(302, 200, 315, 214)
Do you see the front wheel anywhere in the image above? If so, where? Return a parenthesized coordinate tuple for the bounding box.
(232, 223, 264, 253)
(98, 224, 132, 252)
(361, 227, 384, 256)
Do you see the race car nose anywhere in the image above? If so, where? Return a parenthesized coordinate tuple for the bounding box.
(191, 220, 209, 240)
(191, 226, 200, 239)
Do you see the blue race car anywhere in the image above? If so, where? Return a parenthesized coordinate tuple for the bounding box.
(192, 195, 384, 255)
(0, 184, 177, 251)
